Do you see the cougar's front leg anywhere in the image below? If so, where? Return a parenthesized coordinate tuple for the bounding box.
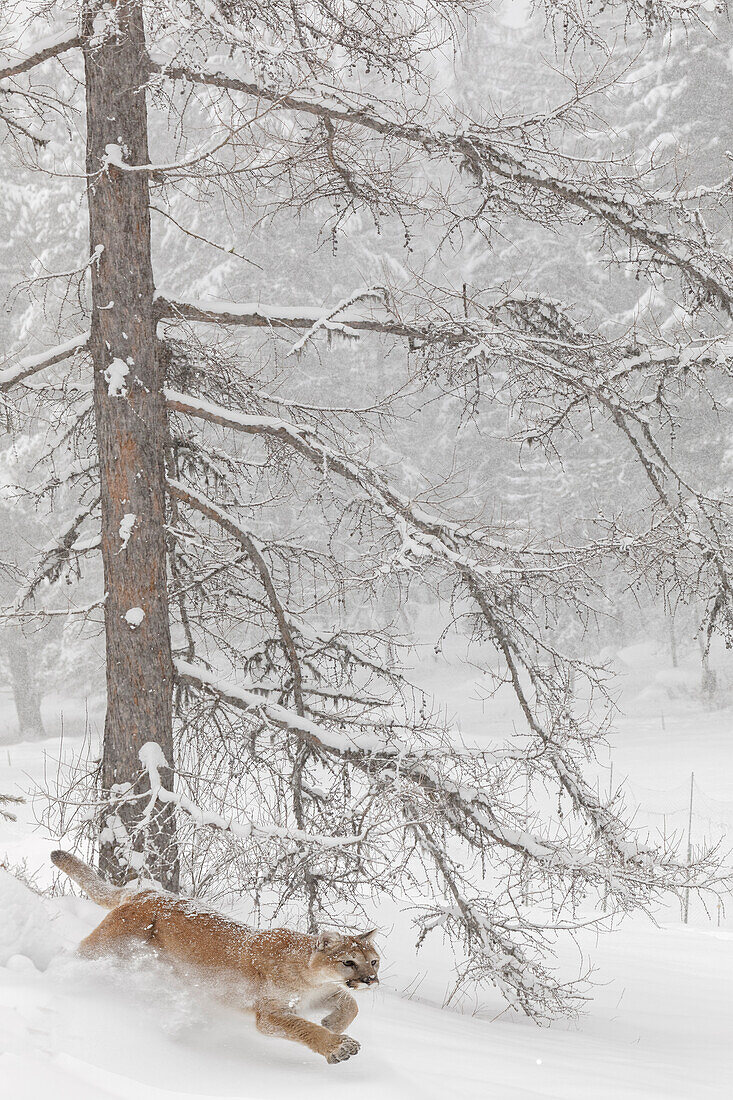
(317, 988, 359, 1032)
(255, 1000, 360, 1064)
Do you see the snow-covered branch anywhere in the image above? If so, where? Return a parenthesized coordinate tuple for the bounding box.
(0, 333, 89, 393)
(165, 386, 513, 569)
(151, 61, 733, 312)
(156, 291, 425, 340)
(138, 742, 367, 850)
(0, 30, 80, 82)
(164, 382, 641, 583)
(285, 287, 388, 356)
(173, 654, 719, 922)
(175, 657, 395, 753)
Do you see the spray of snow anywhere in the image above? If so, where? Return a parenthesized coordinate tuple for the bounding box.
(123, 607, 145, 629)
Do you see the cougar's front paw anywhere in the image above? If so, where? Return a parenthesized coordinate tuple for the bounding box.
(326, 1035, 360, 1064)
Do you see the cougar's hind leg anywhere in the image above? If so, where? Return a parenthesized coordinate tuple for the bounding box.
(78, 900, 156, 959)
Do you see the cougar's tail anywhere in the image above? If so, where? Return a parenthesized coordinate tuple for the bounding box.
(51, 850, 125, 909)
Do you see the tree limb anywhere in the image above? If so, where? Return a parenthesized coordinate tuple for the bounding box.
(150, 59, 733, 313)
(0, 31, 80, 82)
(156, 291, 435, 341)
(0, 333, 89, 393)
(13, 499, 100, 608)
(168, 478, 306, 715)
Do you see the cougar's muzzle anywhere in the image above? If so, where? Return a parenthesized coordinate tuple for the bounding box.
(346, 974, 379, 989)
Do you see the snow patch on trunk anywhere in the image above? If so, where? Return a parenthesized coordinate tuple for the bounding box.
(139, 741, 169, 770)
(103, 357, 131, 397)
(118, 513, 136, 550)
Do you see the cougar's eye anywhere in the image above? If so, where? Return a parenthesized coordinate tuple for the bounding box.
(343, 960, 356, 967)
(371, 960, 379, 967)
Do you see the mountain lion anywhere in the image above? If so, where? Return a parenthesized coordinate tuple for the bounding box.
(51, 849, 379, 1064)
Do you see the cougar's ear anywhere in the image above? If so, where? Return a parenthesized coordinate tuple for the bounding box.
(357, 928, 378, 943)
(315, 930, 340, 952)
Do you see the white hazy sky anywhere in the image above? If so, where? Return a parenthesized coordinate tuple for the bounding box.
(498, 0, 532, 28)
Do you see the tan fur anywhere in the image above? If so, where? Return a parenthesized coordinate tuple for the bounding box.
(50, 850, 380, 1064)
(51, 850, 130, 909)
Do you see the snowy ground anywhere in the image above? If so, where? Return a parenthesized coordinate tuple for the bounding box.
(1, 639, 732, 1098)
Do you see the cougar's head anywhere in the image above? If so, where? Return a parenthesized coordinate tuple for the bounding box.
(311, 929, 380, 989)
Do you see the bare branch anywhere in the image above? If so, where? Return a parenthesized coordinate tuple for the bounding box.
(13, 499, 100, 609)
(168, 478, 306, 715)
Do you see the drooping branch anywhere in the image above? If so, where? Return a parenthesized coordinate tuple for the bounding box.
(164, 386, 514, 567)
(175, 657, 377, 753)
(13, 498, 100, 609)
(137, 742, 366, 850)
(168, 478, 306, 715)
(164, 384, 652, 581)
(173, 657, 713, 894)
(404, 810, 588, 1021)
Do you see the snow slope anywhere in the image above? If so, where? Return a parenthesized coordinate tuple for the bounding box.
(1, 637, 732, 1099)
(1, 868, 731, 1100)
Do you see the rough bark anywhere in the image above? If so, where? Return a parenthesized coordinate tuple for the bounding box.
(82, 0, 178, 889)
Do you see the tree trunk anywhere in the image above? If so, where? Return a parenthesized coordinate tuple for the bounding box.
(82, 1, 178, 890)
(669, 613, 678, 669)
(5, 628, 45, 741)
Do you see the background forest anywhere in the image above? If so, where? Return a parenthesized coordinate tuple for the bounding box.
(2, 2, 731, 724)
